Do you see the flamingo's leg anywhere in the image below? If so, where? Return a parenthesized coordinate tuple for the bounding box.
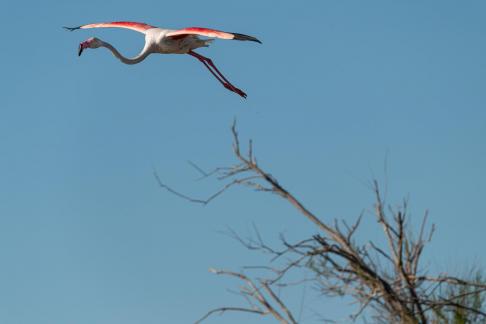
(188, 51, 247, 98)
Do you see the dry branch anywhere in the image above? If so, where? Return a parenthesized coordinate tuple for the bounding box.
(157, 122, 485, 323)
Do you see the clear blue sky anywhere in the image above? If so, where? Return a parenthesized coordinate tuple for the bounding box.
(1, 0, 485, 323)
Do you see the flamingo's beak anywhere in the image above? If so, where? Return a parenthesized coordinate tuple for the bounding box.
(78, 44, 84, 56)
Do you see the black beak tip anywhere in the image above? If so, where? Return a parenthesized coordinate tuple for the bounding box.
(78, 45, 83, 56)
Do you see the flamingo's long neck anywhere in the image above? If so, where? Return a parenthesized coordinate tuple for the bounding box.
(101, 40, 150, 65)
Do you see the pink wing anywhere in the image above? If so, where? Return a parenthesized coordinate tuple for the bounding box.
(64, 21, 156, 34)
(166, 27, 261, 43)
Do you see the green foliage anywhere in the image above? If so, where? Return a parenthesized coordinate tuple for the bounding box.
(431, 272, 485, 324)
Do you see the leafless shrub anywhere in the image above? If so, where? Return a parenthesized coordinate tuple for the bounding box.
(156, 122, 486, 323)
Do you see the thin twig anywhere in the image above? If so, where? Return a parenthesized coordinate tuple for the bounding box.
(195, 307, 266, 324)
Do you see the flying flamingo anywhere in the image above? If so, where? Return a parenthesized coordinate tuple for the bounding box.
(64, 21, 261, 98)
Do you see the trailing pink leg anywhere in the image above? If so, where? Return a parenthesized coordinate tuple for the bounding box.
(188, 51, 247, 98)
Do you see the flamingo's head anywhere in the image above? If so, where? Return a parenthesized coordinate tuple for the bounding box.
(78, 37, 102, 56)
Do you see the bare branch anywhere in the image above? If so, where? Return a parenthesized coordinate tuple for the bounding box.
(162, 123, 486, 323)
(153, 170, 211, 204)
(195, 307, 266, 324)
(187, 160, 209, 178)
(208, 268, 291, 323)
(261, 280, 298, 324)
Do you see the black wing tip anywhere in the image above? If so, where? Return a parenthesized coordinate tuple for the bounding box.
(232, 33, 262, 44)
(63, 26, 81, 31)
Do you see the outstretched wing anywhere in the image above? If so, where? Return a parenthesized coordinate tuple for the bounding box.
(64, 21, 156, 34)
(166, 27, 261, 43)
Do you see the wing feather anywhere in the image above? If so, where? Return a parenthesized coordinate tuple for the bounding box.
(166, 27, 261, 43)
(64, 21, 156, 34)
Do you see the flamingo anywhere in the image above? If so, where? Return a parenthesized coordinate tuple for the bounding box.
(64, 21, 261, 98)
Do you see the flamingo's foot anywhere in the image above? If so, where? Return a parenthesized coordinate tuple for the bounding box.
(224, 83, 247, 99)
